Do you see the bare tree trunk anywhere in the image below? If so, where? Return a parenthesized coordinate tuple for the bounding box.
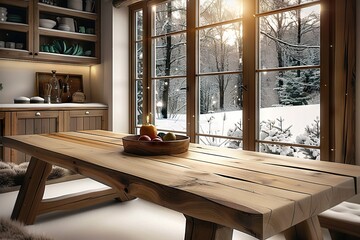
(296, 0, 301, 77)
(161, 3, 172, 119)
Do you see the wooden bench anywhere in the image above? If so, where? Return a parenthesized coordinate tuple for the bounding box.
(319, 194, 360, 240)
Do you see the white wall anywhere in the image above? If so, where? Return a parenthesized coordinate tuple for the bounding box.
(0, 60, 91, 103)
(95, 0, 129, 132)
(357, 2, 360, 166)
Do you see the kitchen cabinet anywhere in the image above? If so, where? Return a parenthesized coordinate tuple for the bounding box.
(64, 109, 107, 131)
(11, 110, 64, 163)
(0, 111, 11, 162)
(0, 0, 100, 65)
(0, 104, 108, 163)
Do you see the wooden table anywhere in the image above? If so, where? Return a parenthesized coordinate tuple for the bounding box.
(3, 130, 360, 240)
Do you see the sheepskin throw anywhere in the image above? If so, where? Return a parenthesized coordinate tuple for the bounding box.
(0, 218, 52, 240)
(0, 161, 73, 192)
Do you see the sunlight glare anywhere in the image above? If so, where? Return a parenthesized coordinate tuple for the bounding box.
(225, 0, 243, 17)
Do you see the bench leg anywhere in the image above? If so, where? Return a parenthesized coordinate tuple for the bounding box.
(11, 157, 52, 225)
(184, 215, 233, 240)
(284, 216, 323, 240)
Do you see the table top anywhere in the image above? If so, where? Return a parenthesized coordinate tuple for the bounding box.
(3, 130, 360, 239)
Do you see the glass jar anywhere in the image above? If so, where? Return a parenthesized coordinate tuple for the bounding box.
(49, 70, 61, 103)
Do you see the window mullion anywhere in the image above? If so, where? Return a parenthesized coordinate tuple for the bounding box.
(242, 0, 256, 151)
(186, 0, 196, 142)
(143, 1, 152, 124)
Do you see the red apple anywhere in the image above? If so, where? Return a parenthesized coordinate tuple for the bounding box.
(152, 137, 163, 142)
(138, 135, 151, 141)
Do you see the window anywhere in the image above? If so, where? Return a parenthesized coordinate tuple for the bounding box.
(256, 1, 321, 159)
(129, 0, 327, 160)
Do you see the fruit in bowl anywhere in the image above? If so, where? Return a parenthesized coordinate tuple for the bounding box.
(163, 132, 176, 141)
(138, 135, 151, 141)
(140, 115, 157, 139)
(122, 134, 190, 155)
(151, 137, 163, 142)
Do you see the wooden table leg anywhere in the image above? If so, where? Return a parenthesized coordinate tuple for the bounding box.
(11, 157, 52, 225)
(184, 215, 233, 240)
(283, 216, 323, 240)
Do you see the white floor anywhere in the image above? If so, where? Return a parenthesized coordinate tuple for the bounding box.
(0, 178, 330, 240)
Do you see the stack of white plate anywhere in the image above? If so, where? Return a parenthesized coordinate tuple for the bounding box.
(0, 7, 7, 22)
(58, 24, 71, 31)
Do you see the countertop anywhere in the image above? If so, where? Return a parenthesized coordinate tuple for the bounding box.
(0, 103, 108, 111)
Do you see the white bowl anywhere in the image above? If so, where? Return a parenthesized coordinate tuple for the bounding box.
(67, 0, 83, 11)
(39, 19, 56, 29)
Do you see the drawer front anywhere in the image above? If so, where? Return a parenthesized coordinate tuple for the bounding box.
(16, 111, 60, 119)
(69, 109, 106, 117)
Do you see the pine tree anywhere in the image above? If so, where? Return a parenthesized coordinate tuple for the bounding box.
(259, 117, 295, 156)
(274, 72, 311, 105)
(227, 120, 243, 149)
(296, 117, 320, 160)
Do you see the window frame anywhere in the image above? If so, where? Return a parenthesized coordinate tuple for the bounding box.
(129, 0, 332, 161)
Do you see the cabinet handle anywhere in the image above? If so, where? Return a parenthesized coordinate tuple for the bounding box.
(85, 111, 90, 115)
(34, 52, 38, 56)
(35, 112, 41, 116)
(29, 52, 33, 55)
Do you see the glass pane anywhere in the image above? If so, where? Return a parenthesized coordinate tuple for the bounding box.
(135, 10, 143, 41)
(153, 0, 187, 36)
(153, 33, 187, 77)
(136, 42, 143, 79)
(153, 78, 187, 132)
(136, 80, 143, 126)
(198, 74, 243, 138)
(259, 0, 317, 13)
(199, 136, 243, 149)
(199, 22, 242, 73)
(199, 0, 242, 27)
(259, 5, 320, 69)
(258, 69, 320, 148)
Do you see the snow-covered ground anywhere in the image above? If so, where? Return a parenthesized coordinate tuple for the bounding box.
(156, 104, 319, 141)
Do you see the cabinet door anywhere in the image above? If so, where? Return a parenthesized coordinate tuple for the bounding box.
(0, 112, 11, 162)
(0, 0, 34, 60)
(64, 109, 108, 131)
(11, 111, 63, 163)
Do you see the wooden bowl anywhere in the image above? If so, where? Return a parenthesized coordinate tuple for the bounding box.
(122, 135, 190, 155)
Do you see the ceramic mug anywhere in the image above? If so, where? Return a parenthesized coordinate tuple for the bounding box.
(86, 27, 94, 34)
(5, 42, 15, 48)
(79, 26, 85, 33)
(15, 43, 23, 49)
(67, 0, 83, 11)
(85, 0, 94, 12)
(57, 17, 75, 32)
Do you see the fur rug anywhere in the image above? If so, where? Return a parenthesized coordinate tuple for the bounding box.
(0, 218, 52, 240)
(0, 161, 73, 191)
